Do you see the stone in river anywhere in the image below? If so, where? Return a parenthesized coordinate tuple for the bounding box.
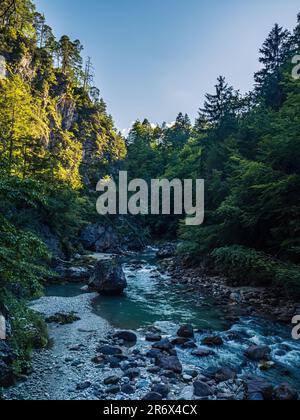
(177, 324, 194, 339)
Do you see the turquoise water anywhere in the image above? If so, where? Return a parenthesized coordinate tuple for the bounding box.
(45, 248, 300, 391)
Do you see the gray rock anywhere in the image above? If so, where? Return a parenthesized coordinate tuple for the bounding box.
(123, 368, 140, 380)
(106, 385, 120, 394)
(193, 381, 213, 398)
(146, 333, 162, 342)
(89, 259, 127, 295)
(156, 356, 182, 374)
(243, 375, 274, 400)
(153, 338, 173, 352)
(121, 384, 135, 395)
(113, 331, 137, 343)
(151, 383, 170, 398)
(143, 392, 163, 401)
(244, 345, 271, 361)
(76, 381, 91, 390)
(202, 336, 224, 346)
(103, 376, 120, 386)
(97, 345, 123, 356)
(191, 348, 216, 358)
(177, 324, 194, 339)
(274, 383, 298, 401)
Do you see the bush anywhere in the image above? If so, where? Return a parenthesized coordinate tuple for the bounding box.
(211, 245, 300, 296)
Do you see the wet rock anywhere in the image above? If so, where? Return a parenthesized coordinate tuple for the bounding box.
(107, 385, 120, 394)
(97, 345, 123, 356)
(146, 333, 162, 342)
(91, 356, 105, 365)
(177, 324, 194, 339)
(151, 383, 170, 398)
(153, 338, 173, 352)
(103, 376, 120, 386)
(171, 337, 190, 346)
(243, 375, 274, 400)
(123, 368, 140, 380)
(191, 348, 216, 358)
(202, 336, 224, 346)
(88, 259, 127, 295)
(156, 356, 182, 374)
(156, 244, 176, 259)
(274, 383, 298, 401)
(214, 367, 236, 383)
(193, 381, 213, 398)
(259, 361, 275, 371)
(121, 384, 135, 395)
(146, 349, 163, 359)
(181, 340, 197, 349)
(244, 345, 271, 361)
(143, 392, 163, 401)
(113, 331, 137, 344)
(76, 381, 91, 391)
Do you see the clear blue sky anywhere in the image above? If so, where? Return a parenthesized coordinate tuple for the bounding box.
(35, 0, 300, 133)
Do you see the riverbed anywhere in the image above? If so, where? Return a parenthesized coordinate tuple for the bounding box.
(3, 248, 300, 400)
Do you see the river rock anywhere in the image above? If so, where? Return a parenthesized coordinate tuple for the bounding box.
(244, 345, 271, 361)
(113, 331, 137, 343)
(151, 383, 170, 398)
(273, 383, 298, 401)
(156, 355, 183, 374)
(214, 367, 237, 383)
(153, 338, 173, 352)
(243, 375, 274, 400)
(121, 384, 135, 395)
(156, 244, 176, 259)
(191, 348, 216, 358)
(103, 376, 120, 386)
(202, 336, 224, 346)
(146, 333, 162, 342)
(177, 324, 194, 338)
(123, 368, 140, 380)
(88, 259, 127, 295)
(143, 392, 163, 401)
(97, 345, 123, 356)
(193, 381, 213, 398)
(76, 381, 91, 390)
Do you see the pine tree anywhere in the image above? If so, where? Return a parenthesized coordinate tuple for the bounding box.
(254, 24, 292, 108)
(200, 76, 239, 125)
(58, 35, 83, 77)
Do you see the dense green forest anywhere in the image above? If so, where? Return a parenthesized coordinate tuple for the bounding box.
(0, 0, 126, 383)
(125, 16, 300, 296)
(0, 0, 300, 388)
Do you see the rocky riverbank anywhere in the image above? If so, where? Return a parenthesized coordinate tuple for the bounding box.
(158, 255, 300, 325)
(2, 248, 300, 401)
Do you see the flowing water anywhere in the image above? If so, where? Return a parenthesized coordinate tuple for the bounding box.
(46, 247, 300, 392)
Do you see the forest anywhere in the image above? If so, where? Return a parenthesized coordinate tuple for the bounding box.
(0, 0, 300, 400)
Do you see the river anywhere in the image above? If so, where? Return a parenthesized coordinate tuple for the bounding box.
(4, 247, 300, 400)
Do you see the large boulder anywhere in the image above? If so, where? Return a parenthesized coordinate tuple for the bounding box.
(193, 381, 213, 398)
(80, 224, 120, 253)
(156, 355, 183, 374)
(113, 331, 137, 344)
(244, 345, 271, 361)
(243, 375, 274, 400)
(177, 324, 194, 339)
(274, 383, 298, 401)
(88, 259, 127, 295)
